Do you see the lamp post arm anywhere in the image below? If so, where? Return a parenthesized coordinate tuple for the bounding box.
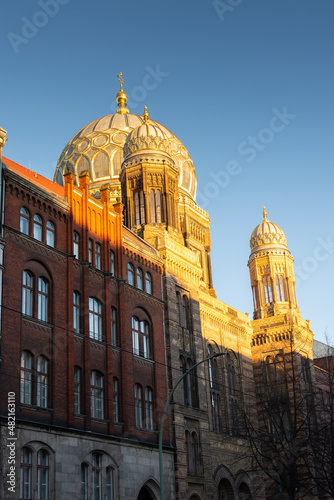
(159, 352, 225, 500)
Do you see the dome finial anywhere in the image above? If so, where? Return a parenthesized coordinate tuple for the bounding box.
(143, 106, 149, 123)
(262, 206, 268, 221)
(116, 72, 129, 114)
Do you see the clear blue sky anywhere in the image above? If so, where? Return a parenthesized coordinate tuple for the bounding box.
(2, 0, 333, 344)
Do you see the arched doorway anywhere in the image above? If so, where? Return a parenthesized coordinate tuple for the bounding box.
(138, 485, 157, 500)
(218, 478, 235, 499)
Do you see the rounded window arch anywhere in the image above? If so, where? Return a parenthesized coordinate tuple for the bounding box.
(136, 267, 143, 290)
(33, 214, 43, 241)
(20, 350, 33, 405)
(46, 221, 55, 247)
(77, 155, 91, 178)
(36, 355, 48, 408)
(145, 272, 152, 294)
(20, 207, 30, 235)
(127, 262, 135, 286)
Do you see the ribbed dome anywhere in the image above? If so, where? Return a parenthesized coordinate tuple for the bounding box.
(53, 102, 197, 200)
(250, 207, 288, 254)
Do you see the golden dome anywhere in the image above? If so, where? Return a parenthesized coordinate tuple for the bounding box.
(123, 107, 173, 161)
(54, 98, 197, 200)
(250, 207, 288, 255)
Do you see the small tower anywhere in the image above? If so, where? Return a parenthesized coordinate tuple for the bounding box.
(248, 207, 298, 320)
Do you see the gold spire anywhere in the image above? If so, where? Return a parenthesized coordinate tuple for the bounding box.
(262, 206, 268, 221)
(143, 106, 149, 123)
(116, 72, 129, 114)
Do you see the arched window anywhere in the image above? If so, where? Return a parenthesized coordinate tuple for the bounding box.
(22, 271, 33, 316)
(20, 351, 32, 405)
(90, 371, 104, 419)
(33, 214, 43, 241)
(145, 272, 152, 294)
(81, 463, 88, 500)
(88, 239, 93, 264)
(94, 151, 109, 178)
(73, 231, 80, 259)
(145, 387, 153, 430)
(137, 267, 143, 290)
(276, 275, 286, 301)
(150, 189, 162, 223)
(207, 344, 218, 390)
(155, 190, 162, 223)
(186, 431, 201, 475)
(113, 377, 119, 423)
(132, 317, 150, 359)
(111, 307, 117, 346)
(92, 452, 102, 499)
(77, 155, 90, 177)
(37, 277, 49, 322)
(127, 263, 135, 285)
(182, 295, 189, 329)
(20, 447, 32, 499)
(134, 191, 145, 225)
(186, 358, 194, 407)
(73, 291, 80, 333)
(227, 352, 239, 435)
(37, 449, 49, 500)
(95, 242, 101, 270)
(208, 344, 223, 432)
(252, 285, 258, 310)
(106, 467, 114, 500)
(110, 250, 115, 275)
(36, 356, 48, 408)
(74, 366, 81, 414)
(89, 298, 102, 341)
(134, 383, 143, 428)
(46, 221, 55, 247)
(150, 190, 156, 223)
(263, 275, 273, 303)
(20, 207, 29, 235)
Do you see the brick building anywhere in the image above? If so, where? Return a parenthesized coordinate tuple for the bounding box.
(0, 79, 332, 500)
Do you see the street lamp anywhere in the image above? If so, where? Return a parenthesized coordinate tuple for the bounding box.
(158, 352, 225, 500)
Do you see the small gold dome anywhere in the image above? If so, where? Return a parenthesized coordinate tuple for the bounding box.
(250, 207, 288, 254)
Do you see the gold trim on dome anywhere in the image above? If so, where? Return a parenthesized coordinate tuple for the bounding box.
(123, 136, 172, 158)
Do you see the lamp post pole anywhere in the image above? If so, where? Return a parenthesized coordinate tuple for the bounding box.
(158, 352, 225, 500)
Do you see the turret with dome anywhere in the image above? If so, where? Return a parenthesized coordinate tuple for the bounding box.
(248, 207, 298, 320)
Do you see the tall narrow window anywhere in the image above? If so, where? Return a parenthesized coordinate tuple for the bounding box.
(20, 351, 32, 405)
(22, 271, 33, 316)
(110, 250, 115, 275)
(141, 321, 149, 359)
(150, 190, 156, 223)
(33, 214, 43, 241)
(81, 463, 88, 500)
(132, 317, 140, 356)
(20, 447, 32, 499)
(134, 384, 143, 428)
(37, 449, 49, 500)
(73, 292, 80, 333)
(46, 221, 55, 247)
(37, 277, 49, 322)
(111, 307, 117, 346)
(88, 239, 93, 264)
(140, 191, 145, 224)
(176, 292, 182, 326)
(145, 387, 153, 430)
(134, 192, 140, 225)
(89, 298, 102, 341)
(276, 275, 286, 301)
(113, 378, 119, 423)
(263, 275, 273, 303)
(186, 358, 193, 407)
(127, 263, 135, 285)
(145, 272, 152, 294)
(73, 231, 80, 259)
(252, 285, 258, 310)
(186, 431, 200, 475)
(137, 267, 143, 290)
(36, 356, 48, 408)
(182, 295, 189, 329)
(106, 467, 114, 500)
(155, 189, 161, 223)
(20, 207, 29, 235)
(95, 243, 101, 270)
(92, 453, 102, 500)
(91, 371, 104, 419)
(74, 367, 81, 414)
